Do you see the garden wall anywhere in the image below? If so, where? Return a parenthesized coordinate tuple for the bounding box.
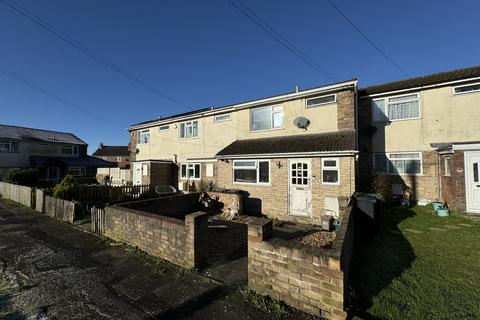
(206, 191, 244, 214)
(248, 205, 355, 320)
(44, 195, 77, 224)
(104, 205, 208, 269)
(118, 193, 201, 219)
(0, 181, 33, 208)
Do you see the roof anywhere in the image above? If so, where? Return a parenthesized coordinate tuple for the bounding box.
(129, 79, 357, 130)
(92, 146, 130, 157)
(30, 155, 115, 168)
(216, 130, 356, 157)
(0, 123, 86, 145)
(360, 65, 480, 96)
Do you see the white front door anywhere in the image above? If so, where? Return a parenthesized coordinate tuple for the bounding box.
(133, 163, 143, 185)
(465, 152, 480, 213)
(289, 159, 312, 216)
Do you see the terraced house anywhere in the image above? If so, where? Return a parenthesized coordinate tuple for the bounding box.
(358, 65, 480, 213)
(128, 80, 358, 223)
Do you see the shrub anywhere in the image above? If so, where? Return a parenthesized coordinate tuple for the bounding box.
(52, 175, 79, 200)
(198, 179, 213, 192)
(1, 168, 40, 187)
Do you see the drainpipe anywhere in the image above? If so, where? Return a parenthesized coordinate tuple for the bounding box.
(435, 151, 441, 201)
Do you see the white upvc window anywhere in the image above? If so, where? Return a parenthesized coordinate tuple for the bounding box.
(179, 120, 198, 139)
(0, 140, 19, 153)
(137, 129, 150, 144)
(321, 158, 340, 185)
(373, 152, 422, 175)
(214, 114, 231, 123)
(68, 166, 86, 176)
(306, 94, 336, 108)
(250, 105, 284, 131)
(453, 82, 480, 95)
(180, 163, 201, 180)
(372, 93, 420, 122)
(61, 145, 79, 155)
(233, 160, 270, 184)
(159, 125, 170, 131)
(444, 156, 451, 176)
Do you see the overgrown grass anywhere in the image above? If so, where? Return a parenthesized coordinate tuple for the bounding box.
(240, 289, 289, 317)
(350, 205, 480, 320)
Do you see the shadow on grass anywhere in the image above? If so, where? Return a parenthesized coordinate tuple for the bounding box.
(348, 206, 417, 319)
(0, 293, 26, 320)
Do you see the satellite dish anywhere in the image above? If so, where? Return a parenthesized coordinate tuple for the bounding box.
(293, 117, 311, 129)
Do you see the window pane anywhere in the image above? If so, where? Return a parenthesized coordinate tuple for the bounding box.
(234, 161, 256, 168)
(180, 123, 185, 138)
(159, 125, 169, 131)
(323, 160, 337, 167)
(0, 141, 10, 152)
(186, 123, 192, 138)
(259, 161, 269, 183)
(323, 170, 338, 183)
(455, 83, 480, 94)
(389, 159, 421, 175)
(474, 163, 479, 183)
(181, 164, 187, 178)
(194, 164, 200, 178)
(388, 99, 419, 120)
(251, 107, 271, 131)
(61, 146, 72, 154)
(273, 110, 283, 128)
(372, 99, 388, 122)
(390, 153, 420, 159)
(306, 95, 335, 107)
(192, 121, 198, 137)
(234, 169, 257, 183)
(445, 157, 451, 176)
(137, 132, 141, 144)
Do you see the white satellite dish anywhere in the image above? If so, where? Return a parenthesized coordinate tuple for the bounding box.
(293, 116, 311, 129)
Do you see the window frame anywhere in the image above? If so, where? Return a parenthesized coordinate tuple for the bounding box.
(137, 129, 150, 144)
(159, 125, 170, 131)
(250, 105, 284, 132)
(444, 156, 451, 177)
(214, 114, 231, 123)
(179, 120, 199, 139)
(321, 158, 340, 185)
(305, 94, 336, 108)
(68, 166, 86, 176)
(180, 162, 201, 180)
(453, 82, 480, 95)
(373, 152, 423, 176)
(61, 145, 79, 155)
(0, 140, 19, 153)
(371, 93, 421, 123)
(232, 159, 270, 185)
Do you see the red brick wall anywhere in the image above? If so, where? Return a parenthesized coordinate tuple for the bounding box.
(440, 152, 466, 211)
(100, 155, 130, 169)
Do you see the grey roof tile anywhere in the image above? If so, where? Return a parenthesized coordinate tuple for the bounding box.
(0, 124, 86, 145)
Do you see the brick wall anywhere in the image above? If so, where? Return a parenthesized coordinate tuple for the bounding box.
(336, 90, 356, 130)
(217, 156, 355, 224)
(104, 206, 208, 269)
(248, 205, 355, 320)
(440, 151, 466, 211)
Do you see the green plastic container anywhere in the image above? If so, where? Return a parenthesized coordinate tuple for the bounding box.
(432, 202, 444, 211)
(437, 208, 449, 217)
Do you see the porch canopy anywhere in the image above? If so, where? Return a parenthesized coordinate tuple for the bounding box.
(30, 155, 115, 168)
(216, 130, 357, 159)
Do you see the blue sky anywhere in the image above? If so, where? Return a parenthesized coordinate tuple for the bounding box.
(1, 0, 479, 154)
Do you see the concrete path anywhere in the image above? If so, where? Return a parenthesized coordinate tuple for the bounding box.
(0, 199, 317, 320)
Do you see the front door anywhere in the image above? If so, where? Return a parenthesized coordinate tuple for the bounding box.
(133, 163, 143, 185)
(465, 152, 480, 213)
(289, 159, 312, 216)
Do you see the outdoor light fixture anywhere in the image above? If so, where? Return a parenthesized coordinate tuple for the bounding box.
(276, 161, 282, 168)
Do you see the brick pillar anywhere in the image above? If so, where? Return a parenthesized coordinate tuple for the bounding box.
(336, 90, 355, 130)
(185, 211, 208, 269)
(248, 218, 272, 242)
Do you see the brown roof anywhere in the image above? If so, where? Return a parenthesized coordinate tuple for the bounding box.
(216, 130, 356, 157)
(359, 65, 480, 96)
(92, 146, 130, 157)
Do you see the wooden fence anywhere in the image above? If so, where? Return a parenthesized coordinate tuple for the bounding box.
(91, 206, 106, 235)
(58, 184, 153, 205)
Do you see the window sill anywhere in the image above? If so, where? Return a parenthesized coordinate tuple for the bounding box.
(250, 127, 285, 133)
(233, 181, 271, 187)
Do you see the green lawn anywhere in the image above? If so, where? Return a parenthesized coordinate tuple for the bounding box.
(350, 205, 480, 320)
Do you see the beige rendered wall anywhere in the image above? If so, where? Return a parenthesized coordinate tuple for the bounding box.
(134, 90, 355, 163)
(371, 85, 480, 153)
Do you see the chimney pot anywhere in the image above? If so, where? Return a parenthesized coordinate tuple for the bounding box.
(99, 143, 104, 149)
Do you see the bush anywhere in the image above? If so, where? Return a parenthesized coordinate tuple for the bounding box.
(1, 168, 40, 187)
(53, 175, 79, 200)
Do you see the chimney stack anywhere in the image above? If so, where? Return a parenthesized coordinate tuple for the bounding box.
(99, 142, 104, 149)
(295, 85, 300, 93)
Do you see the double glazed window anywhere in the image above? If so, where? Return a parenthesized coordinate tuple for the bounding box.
(214, 114, 231, 123)
(306, 94, 336, 108)
(372, 93, 420, 122)
(179, 120, 198, 139)
(137, 130, 150, 144)
(181, 163, 200, 179)
(61, 145, 79, 155)
(444, 157, 451, 176)
(322, 158, 340, 184)
(0, 140, 19, 153)
(374, 152, 422, 175)
(453, 82, 480, 95)
(159, 125, 170, 131)
(233, 160, 269, 184)
(251, 105, 283, 131)
(68, 167, 86, 176)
